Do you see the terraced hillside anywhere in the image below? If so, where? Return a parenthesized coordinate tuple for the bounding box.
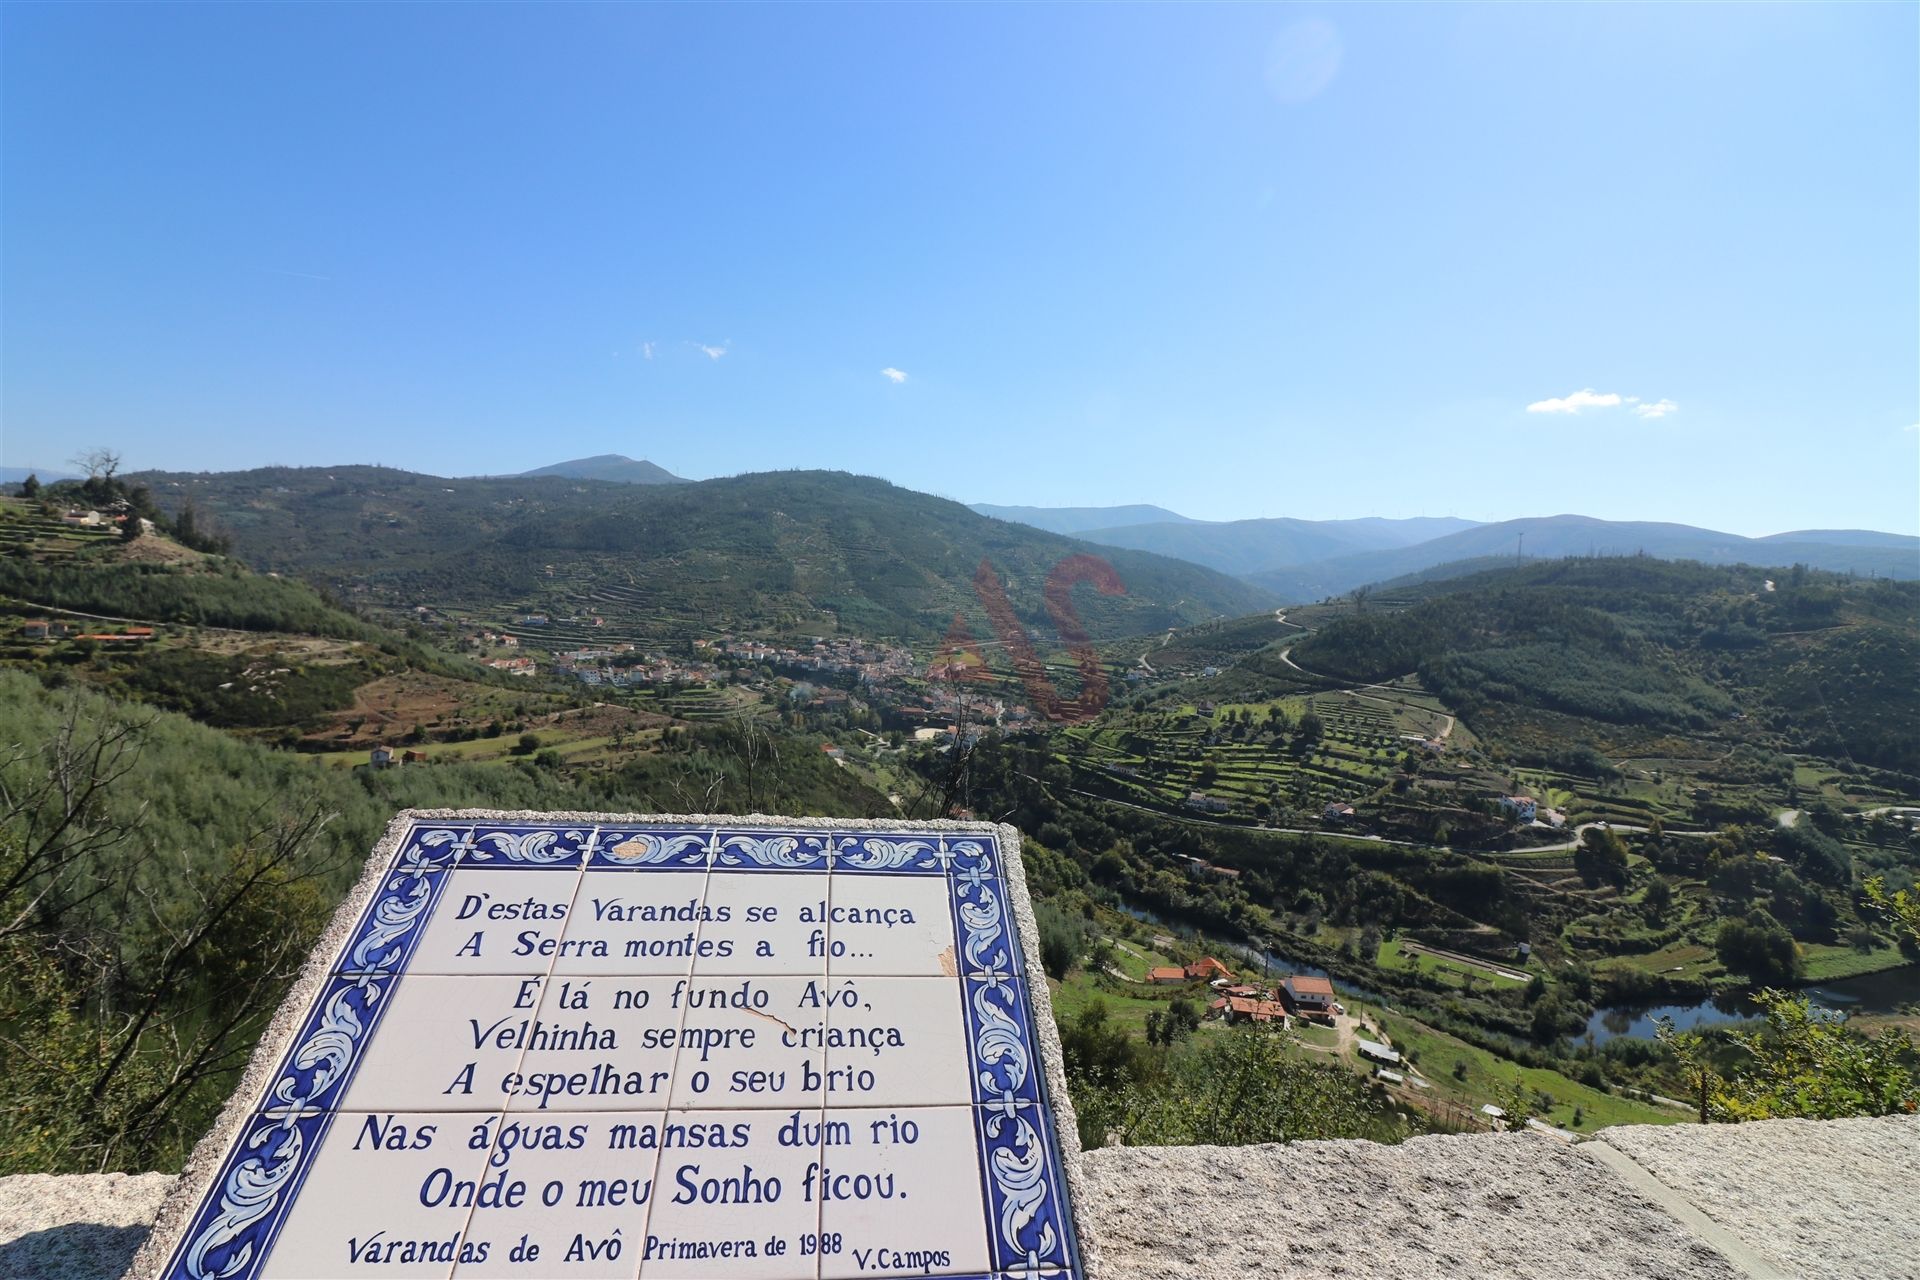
(1291, 557, 1920, 775)
(0, 502, 119, 559)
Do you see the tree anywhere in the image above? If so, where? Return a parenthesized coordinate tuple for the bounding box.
(1660, 992, 1914, 1123)
(1655, 1021, 1719, 1123)
(1058, 999, 1142, 1092)
(120, 515, 144, 544)
(1496, 1078, 1534, 1130)
(1166, 997, 1201, 1041)
(169, 499, 230, 555)
(1575, 826, 1630, 889)
(1715, 910, 1802, 986)
(1034, 902, 1086, 980)
(19, 473, 39, 499)
(71, 447, 122, 505)
(1643, 875, 1674, 922)
(0, 695, 346, 1173)
(1293, 710, 1324, 749)
(0, 705, 149, 938)
(1864, 876, 1920, 948)
(1104, 1028, 1386, 1147)
(512, 732, 542, 756)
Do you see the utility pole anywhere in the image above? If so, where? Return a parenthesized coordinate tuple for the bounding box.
(1517, 531, 1525, 562)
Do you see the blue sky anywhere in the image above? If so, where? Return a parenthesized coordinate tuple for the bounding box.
(3, 4, 1915, 535)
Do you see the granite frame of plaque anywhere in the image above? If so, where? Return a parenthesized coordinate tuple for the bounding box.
(130, 811, 1092, 1280)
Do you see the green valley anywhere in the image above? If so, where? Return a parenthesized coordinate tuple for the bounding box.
(3, 465, 1915, 1172)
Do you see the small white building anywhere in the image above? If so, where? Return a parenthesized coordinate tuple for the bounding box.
(1283, 974, 1337, 1016)
(1356, 1038, 1402, 1066)
(1499, 795, 1539, 823)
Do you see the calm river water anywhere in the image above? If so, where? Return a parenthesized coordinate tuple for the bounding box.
(1583, 963, 1920, 1044)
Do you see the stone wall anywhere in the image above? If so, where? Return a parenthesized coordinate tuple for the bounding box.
(6, 1114, 1916, 1280)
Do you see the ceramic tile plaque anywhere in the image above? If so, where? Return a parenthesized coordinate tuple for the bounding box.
(132, 813, 1086, 1280)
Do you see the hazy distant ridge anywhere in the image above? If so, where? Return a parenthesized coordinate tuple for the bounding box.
(968, 502, 1194, 534)
(1071, 515, 1483, 577)
(1249, 514, 1920, 601)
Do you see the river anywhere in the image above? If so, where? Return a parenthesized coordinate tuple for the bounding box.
(1583, 963, 1920, 1044)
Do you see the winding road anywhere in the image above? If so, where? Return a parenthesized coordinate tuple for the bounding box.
(1266, 613, 1459, 744)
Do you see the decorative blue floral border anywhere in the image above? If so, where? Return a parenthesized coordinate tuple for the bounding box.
(157, 821, 1082, 1280)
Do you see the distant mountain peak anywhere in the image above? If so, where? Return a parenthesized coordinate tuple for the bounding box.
(968, 502, 1196, 534)
(519, 454, 684, 484)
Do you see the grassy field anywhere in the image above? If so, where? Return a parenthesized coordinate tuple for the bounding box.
(1047, 966, 1190, 1032)
(1368, 1006, 1684, 1132)
(1800, 941, 1915, 982)
(1375, 938, 1531, 989)
(1291, 1021, 1340, 1049)
(1107, 938, 1183, 981)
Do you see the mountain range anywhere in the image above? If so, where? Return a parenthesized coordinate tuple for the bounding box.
(1243, 515, 1920, 601)
(969, 502, 1919, 600)
(1059, 515, 1485, 577)
(967, 503, 1195, 534)
(56, 457, 1920, 637)
(124, 464, 1273, 643)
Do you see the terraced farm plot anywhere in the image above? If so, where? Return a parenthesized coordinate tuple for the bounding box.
(1056, 686, 1435, 817)
(0, 501, 119, 560)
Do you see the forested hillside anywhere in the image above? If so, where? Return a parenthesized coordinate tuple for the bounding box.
(0, 670, 888, 1174)
(1292, 559, 1920, 773)
(130, 466, 1275, 643)
(0, 558, 391, 641)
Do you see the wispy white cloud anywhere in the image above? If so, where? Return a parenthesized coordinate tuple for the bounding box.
(1904, 422, 1919, 434)
(694, 341, 728, 361)
(1527, 387, 1678, 420)
(1527, 388, 1623, 414)
(881, 367, 908, 384)
(640, 341, 655, 360)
